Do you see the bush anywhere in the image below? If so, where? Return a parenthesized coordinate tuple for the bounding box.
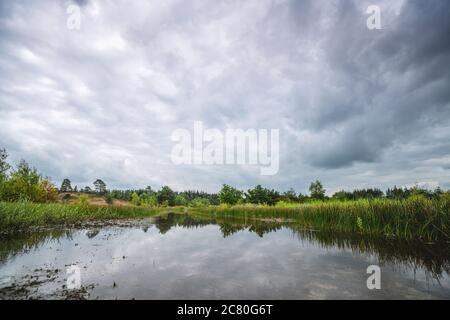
(157, 186, 176, 206)
(175, 194, 188, 206)
(190, 198, 210, 208)
(131, 192, 141, 206)
(219, 184, 243, 205)
(1, 160, 58, 203)
(105, 193, 114, 205)
(78, 194, 89, 207)
(141, 193, 157, 207)
(63, 193, 72, 203)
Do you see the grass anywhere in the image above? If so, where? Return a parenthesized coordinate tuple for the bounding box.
(194, 195, 450, 242)
(0, 201, 178, 230)
(1, 195, 449, 241)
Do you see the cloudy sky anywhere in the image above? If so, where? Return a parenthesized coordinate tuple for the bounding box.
(0, 0, 449, 194)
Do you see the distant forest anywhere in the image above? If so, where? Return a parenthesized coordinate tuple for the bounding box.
(0, 148, 447, 207)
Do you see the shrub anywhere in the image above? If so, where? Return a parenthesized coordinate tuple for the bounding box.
(78, 194, 89, 207)
(190, 198, 210, 208)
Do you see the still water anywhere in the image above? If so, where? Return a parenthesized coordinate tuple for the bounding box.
(0, 213, 449, 299)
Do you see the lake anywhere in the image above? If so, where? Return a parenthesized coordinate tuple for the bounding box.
(0, 213, 449, 299)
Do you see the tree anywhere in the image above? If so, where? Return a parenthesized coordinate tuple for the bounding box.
(131, 192, 141, 206)
(0, 148, 10, 180)
(93, 179, 106, 193)
(60, 178, 72, 192)
(0, 148, 11, 200)
(246, 185, 280, 206)
(105, 192, 114, 205)
(433, 187, 443, 199)
(1, 160, 56, 202)
(266, 189, 281, 206)
(246, 185, 267, 204)
(281, 188, 298, 202)
(141, 193, 157, 207)
(297, 193, 307, 203)
(309, 180, 325, 200)
(332, 190, 354, 201)
(37, 178, 58, 202)
(174, 194, 188, 206)
(386, 186, 410, 199)
(219, 184, 243, 205)
(352, 188, 384, 199)
(157, 186, 176, 206)
(5, 160, 41, 201)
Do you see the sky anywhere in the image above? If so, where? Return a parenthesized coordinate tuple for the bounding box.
(0, 0, 449, 194)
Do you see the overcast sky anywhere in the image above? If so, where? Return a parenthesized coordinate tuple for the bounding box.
(0, 0, 449, 194)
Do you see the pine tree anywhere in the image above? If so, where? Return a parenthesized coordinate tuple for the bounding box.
(93, 179, 106, 193)
(60, 178, 72, 192)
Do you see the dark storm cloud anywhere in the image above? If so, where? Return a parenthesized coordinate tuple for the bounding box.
(0, 0, 449, 193)
(290, 0, 450, 171)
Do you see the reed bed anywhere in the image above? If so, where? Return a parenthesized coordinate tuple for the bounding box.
(197, 196, 450, 242)
(0, 201, 169, 230)
(1, 196, 449, 241)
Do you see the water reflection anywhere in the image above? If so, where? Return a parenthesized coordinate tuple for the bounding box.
(0, 229, 72, 264)
(151, 213, 450, 277)
(0, 213, 449, 299)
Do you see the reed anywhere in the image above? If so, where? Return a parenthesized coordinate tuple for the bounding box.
(1, 196, 448, 241)
(194, 196, 450, 242)
(0, 201, 170, 230)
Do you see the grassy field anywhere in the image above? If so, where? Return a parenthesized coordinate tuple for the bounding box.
(1, 196, 449, 241)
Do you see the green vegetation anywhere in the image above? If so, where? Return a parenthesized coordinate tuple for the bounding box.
(0, 147, 449, 241)
(93, 179, 106, 193)
(245, 185, 280, 205)
(194, 196, 450, 242)
(0, 201, 171, 230)
(0, 152, 58, 203)
(60, 178, 73, 192)
(1, 195, 448, 242)
(309, 180, 326, 200)
(149, 213, 449, 275)
(189, 197, 211, 208)
(157, 186, 176, 206)
(219, 184, 243, 205)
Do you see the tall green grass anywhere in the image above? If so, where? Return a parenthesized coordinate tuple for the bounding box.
(195, 196, 450, 242)
(0, 201, 172, 230)
(1, 196, 449, 241)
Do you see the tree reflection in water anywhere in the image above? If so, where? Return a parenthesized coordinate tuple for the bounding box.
(152, 213, 450, 277)
(1, 212, 448, 279)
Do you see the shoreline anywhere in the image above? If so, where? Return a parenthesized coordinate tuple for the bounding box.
(0, 197, 449, 241)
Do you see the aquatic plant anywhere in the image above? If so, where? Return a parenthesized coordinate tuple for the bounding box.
(1, 196, 449, 241)
(194, 196, 450, 242)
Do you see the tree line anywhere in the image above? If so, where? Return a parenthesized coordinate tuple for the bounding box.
(0, 148, 447, 206)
